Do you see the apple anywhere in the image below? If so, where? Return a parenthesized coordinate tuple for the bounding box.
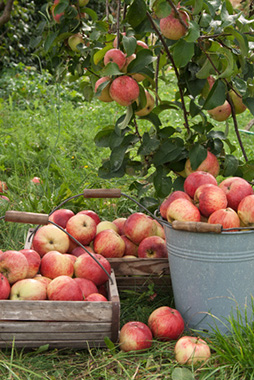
(122, 54, 145, 82)
(77, 209, 101, 225)
(51, 0, 64, 23)
(31, 176, 42, 184)
(218, 177, 254, 211)
(64, 253, 77, 264)
(160, 191, 192, 219)
(185, 151, 220, 177)
(166, 198, 201, 222)
(112, 217, 127, 235)
(93, 229, 125, 258)
(121, 235, 138, 257)
(72, 245, 94, 257)
(33, 274, 52, 289)
(208, 207, 241, 229)
(184, 171, 218, 198)
(74, 252, 111, 286)
(79, 0, 89, 6)
(135, 91, 155, 116)
(207, 100, 231, 121)
(237, 194, 254, 226)
(119, 321, 153, 352)
(32, 224, 70, 257)
(0, 250, 29, 284)
(104, 48, 126, 70)
(66, 214, 97, 246)
(40, 250, 74, 279)
(153, 219, 166, 239)
(96, 220, 118, 234)
(67, 237, 79, 253)
(123, 212, 158, 245)
(68, 33, 84, 52)
(0, 180, 8, 192)
(194, 184, 228, 218)
(109, 75, 140, 107)
(49, 208, 75, 229)
(138, 236, 167, 259)
(19, 249, 41, 278)
(10, 279, 47, 300)
(47, 275, 84, 301)
(85, 293, 108, 302)
(229, 90, 246, 114)
(0, 195, 10, 203)
(0, 273, 11, 299)
(94, 77, 113, 103)
(73, 277, 98, 298)
(148, 306, 184, 341)
(112, 32, 127, 48)
(136, 40, 149, 49)
(174, 336, 211, 365)
(160, 9, 189, 40)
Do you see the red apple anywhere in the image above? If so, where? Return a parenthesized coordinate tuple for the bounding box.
(194, 184, 228, 218)
(174, 336, 211, 365)
(160, 9, 189, 40)
(96, 220, 118, 234)
(93, 229, 125, 258)
(185, 151, 220, 177)
(31, 176, 42, 184)
(51, 0, 64, 23)
(32, 224, 70, 257)
(73, 277, 98, 298)
(237, 194, 254, 226)
(74, 252, 111, 286)
(77, 209, 101, 225)
(138, 236, 167, 258)
(85, 293, 108, 302)
(112, 217, 127, 235)
(20, 249, 41, 278)
(218, 177, 254, 211)
(0, 195, 9, 202)
(148, 306, 184, 341)
(47, 275, 83, 301)
(123, 212, 158, 245)
(64, 253, 77, 264)
(0, 250, 29, 284)
(109, 75, 140, 106)
(208, 207, 240, 230)
(10, 278, 47, 300)
(66, 214, 97, 246)
(160, 191, 192, 219)
(40, 250, 74, 279)
(121, 235, 139, 257)
(33, 274, 52, 289)
(0, 180, 8, 192)
(184, 171, 218, 198)
(0, 273, 11, 299)
(48, 208, 75, 229)
(94, 77, 113, 103)
(166, 198, 201, 222)
(119, 321, 153, 352)
(136, 40, 149, 49)
(104, 48, 126, 70)
(153, 219, 166, 239)
(208, 101, 231, 121)
(71, 245, 94, 257)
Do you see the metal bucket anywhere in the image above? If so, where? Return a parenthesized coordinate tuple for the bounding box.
(164, 223, 254, 334)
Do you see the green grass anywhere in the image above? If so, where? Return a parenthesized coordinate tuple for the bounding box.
(0, 66, 254, 379)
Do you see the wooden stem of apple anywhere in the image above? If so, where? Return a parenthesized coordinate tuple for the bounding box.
(146, 11, 190, 133)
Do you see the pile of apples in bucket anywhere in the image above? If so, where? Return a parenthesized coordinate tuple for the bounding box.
(160, 151, 254, 229)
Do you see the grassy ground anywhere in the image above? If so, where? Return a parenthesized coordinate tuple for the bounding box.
(0, 65, 254, 379)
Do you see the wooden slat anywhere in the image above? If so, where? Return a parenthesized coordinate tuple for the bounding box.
(0, 340, 110, 349)
(0, 331, 112, 341)
(108, 258, 169, 276)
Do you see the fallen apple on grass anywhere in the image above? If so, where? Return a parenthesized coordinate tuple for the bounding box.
(119, 321, 153, 352)
(0, 180, 8, 192)
(174, 336, 211, 365)
(148, 306, 184, 341)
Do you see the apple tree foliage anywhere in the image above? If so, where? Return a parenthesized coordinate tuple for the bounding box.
(37, 0, 254, 205)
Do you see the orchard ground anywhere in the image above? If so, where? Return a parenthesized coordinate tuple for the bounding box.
(0, 67, 253, 379)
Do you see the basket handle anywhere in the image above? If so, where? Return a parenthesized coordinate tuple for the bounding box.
(83, 188, 122, 198)
(172, 220, 222, 233)
(5, 211, 49, 225)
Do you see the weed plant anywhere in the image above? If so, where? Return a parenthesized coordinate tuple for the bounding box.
(0, 66, 253, 379)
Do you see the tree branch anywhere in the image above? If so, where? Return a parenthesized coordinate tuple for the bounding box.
(0, 0, 14, 28)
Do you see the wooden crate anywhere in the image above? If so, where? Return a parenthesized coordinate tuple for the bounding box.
(25, 229, 171, 293)
(0, 269, 120, 349)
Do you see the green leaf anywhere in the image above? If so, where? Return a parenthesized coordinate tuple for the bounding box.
(126, 0, 147, 28)
(173, 40, 194, 68)
(196, 58, 215, 79)
(94, 127, 114, 148)
(140, 197, 159, 212)
(138, 133, 160, 155)
(172, 176, 185, 191)
(223, 154, 239, 177)
(152, 0, 171, 18)
(217, 49, 236, 79)
(153, 140, 185, 166)
(98, 160, 125, 179)
(153, 167, 172, 198)
(193, 0, 203, 15)
(83, 7, 98, 21)
(172, 367, 195, 380)
(93, 46, 112, 65)
(123, 35, 137, 57)
(102, 62, 124, 76)
(243, 97, 254, 116)
(44, 32, 58, 52)
(139, 113, 162, 128)
(189, 144, 207, 170)
(104, 337, 116, 353)
(190, 99, 202, 117)
(239, 160, 254, 181)
(203, 80, 227, 110)
(128, 49, 156, 74)
(184, 21, 200, 43)
(117, 106, 134, 129)
(225, 27, 248, 56)
(54, 1, 69, 14)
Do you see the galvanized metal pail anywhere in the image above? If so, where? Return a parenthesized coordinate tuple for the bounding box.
(163, 222, 254, 334)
